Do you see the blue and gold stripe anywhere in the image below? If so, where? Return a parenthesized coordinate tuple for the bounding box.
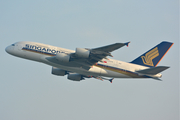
(22, 47, 56, 56)
(95, 64, 150, 78)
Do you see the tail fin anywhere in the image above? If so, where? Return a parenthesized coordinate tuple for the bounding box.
(130, 41, 173, 67)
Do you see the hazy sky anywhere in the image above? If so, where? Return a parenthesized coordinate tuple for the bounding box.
(0, 0, 179, 120)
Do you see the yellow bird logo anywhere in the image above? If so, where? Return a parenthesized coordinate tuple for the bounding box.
(141, 47, 159, 66)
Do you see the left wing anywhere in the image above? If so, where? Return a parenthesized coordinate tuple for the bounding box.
(46, 42, 130, 70)
(92, 42, 130, 52)
(70, 42, 130, 66)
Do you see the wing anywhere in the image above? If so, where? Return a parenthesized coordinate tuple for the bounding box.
(92, 42, 130, 52)
(70, 42, 130, 65)
(46, 42, 130, 70)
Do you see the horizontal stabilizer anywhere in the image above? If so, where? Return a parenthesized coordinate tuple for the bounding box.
(136, 66, 169, 75)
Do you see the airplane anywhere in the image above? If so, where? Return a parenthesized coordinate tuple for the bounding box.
(5, 41, 173, 83)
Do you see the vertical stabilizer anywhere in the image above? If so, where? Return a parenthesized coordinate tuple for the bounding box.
(130, 41, 173, 67)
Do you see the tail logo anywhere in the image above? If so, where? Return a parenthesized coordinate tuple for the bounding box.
(141, 47, 159, 66)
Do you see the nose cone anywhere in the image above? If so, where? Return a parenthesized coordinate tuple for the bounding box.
(5, 46, 13, 54)
(5, 46, 10, 53)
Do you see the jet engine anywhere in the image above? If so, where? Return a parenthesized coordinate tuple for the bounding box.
(52, 67, 67, 76)
(75, 48, 90, 58)
(56, 53, 70, 62)
(67, 73, 84, 81)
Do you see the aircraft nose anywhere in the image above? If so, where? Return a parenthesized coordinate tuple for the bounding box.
(5, 46, 12, 54)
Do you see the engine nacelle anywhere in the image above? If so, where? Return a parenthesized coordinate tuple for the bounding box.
(67, 73, 83, 81)
(75, 48, 90, 58)
(56, 53, 70, 62)
(52, 67, 67, 76)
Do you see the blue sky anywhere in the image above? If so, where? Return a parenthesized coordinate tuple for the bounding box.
(0, 0, 179, 120)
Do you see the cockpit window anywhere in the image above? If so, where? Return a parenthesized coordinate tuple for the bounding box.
(12, 44, 15, 46)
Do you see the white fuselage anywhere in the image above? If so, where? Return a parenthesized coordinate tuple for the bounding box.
(5, 41, 162, 79)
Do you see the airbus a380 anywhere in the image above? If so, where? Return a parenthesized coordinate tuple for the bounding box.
(5, 41, 173, 83)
